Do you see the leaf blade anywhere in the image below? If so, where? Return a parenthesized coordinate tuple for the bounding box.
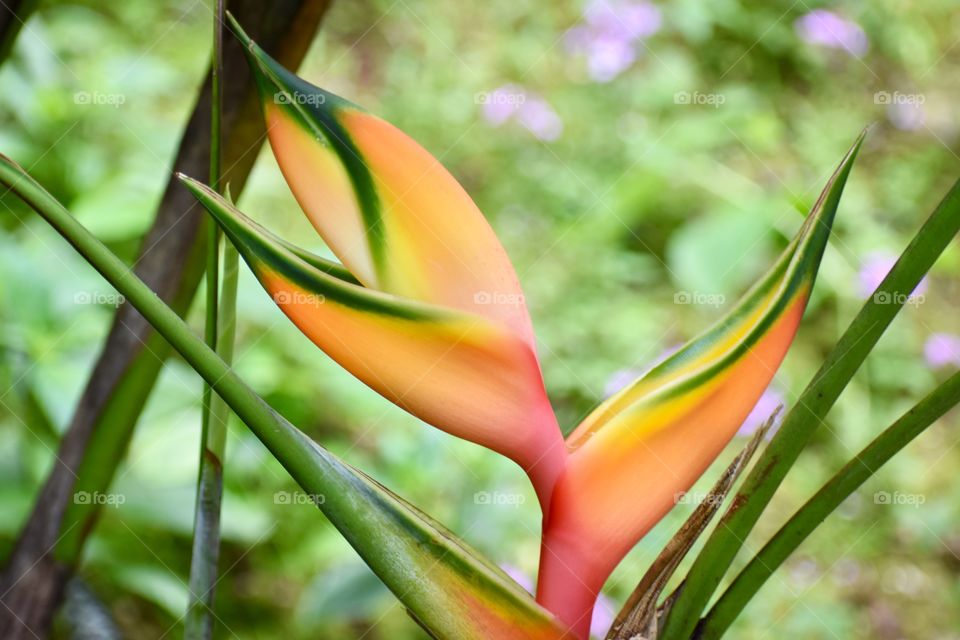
(227, 13, 537, 348)
(180, 175, 566, 510)
(698, 370, 960, 638)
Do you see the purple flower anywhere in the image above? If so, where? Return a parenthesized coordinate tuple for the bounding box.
(480, 85, 564, 141)
(887, 101, 925, 131)
(566, 1, 662, 82)
(857, 251, 928, 298)
(795, 10, 868, 57)
(924, 333, 960, 369)
(604, 368, 643, 398)
(517, 97, 564, 141)
(500, 563, 535, 593)
(481, 84, 526, 125)
(583, 32, 637, 83)
(591, 593, 616, 638)
(583, 0, 661, 38)
(738, 388, 785, 438)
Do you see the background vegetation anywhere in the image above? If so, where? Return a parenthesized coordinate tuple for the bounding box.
(1, 1, 958, 638)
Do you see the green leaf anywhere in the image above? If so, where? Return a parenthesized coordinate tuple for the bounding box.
(698, 369, 960, 638)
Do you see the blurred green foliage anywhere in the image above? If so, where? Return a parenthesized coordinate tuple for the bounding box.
(1, 1, 959, 639)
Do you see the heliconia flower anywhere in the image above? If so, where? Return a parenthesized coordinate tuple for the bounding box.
(184, 18, 568, 512)
(535, 136, 862, 638)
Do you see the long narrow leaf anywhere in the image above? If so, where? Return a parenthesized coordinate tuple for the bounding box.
(185, 1, 229, 636)
(698, 370, 960, 638)
(0, 155, 572, 640)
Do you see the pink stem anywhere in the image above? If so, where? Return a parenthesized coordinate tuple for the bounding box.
(536, 528, 601, 639)
(524, 432, 568, 515)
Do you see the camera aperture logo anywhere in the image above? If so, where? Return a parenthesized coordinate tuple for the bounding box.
(74, 91, 126, 108)
(874, 491, 925, 508)
(474, 90, 526, 106)
(274, 91, 326, 106)
(474, 491, 526, 507)
(674, 91, 725, 108)
(673, 490, 724, 507)
(274, 490, 326, 506)
(674, 290, 726, 308)
(74, 491, 125, 507)
(874, 91, 925, 106)
(74, 291, 125, 307)
(873, 290, 924, 308)
(273, 291, 325, 307)
(473, 290, 525, 308)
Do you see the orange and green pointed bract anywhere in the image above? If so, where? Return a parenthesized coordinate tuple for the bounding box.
(536, 135, 863, 639)
(187, 17, 567, 512)
(180, 178, 565, 511)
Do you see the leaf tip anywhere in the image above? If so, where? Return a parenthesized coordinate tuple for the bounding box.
(224, 11, 252, 49)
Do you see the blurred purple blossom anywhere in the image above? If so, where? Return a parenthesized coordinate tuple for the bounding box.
(887, 101, 925, 131)
(480, 84, 526, 125)
(500, 563, 535, 593)
(604, 367, 643, 398)
(566, 0, 662, 82)
(591, 593, 616, 638)
(480, 84, 563, 141)
(738, 388, 785, 438)
(857, 251, 928, 298)
(924, 333, 960, 369)
(795, 10, 868, 57)
(517, 98, 564, 141)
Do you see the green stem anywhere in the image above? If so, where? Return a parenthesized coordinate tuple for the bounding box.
(185, 2, 227, 638)
(660, 178, 960, 640)
(697, 369, 960, 638)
